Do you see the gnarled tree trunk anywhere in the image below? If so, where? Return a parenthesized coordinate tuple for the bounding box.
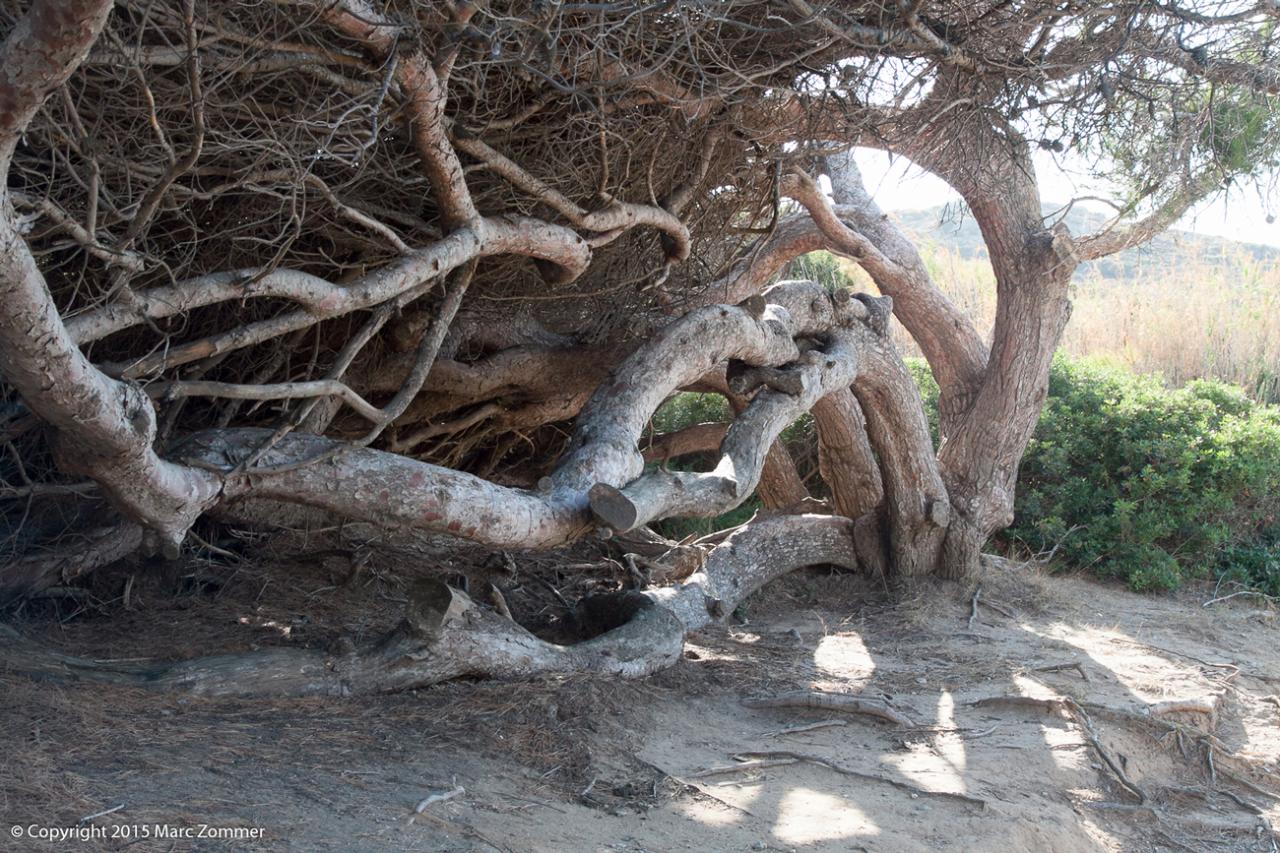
(0, 0, 1258, 689)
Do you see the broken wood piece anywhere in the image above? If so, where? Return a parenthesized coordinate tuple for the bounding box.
(415, 785, 465, 814)
(1033, 662, 1090, 681)
(691, 757, 799, 779)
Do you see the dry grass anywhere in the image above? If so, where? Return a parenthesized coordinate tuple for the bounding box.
(1065, 253, 1280, 402)
(837, 242, 1280, 403)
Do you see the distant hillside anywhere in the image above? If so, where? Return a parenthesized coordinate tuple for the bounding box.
(892, 204, 1280, 280)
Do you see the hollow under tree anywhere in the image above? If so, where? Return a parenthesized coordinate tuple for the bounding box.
(0, 0, 1277, 694)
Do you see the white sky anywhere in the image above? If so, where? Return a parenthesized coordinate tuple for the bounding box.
(853, 149, 1280, 248)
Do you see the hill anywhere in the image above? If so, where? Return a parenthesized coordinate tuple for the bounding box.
(893, 204, 1280, 280)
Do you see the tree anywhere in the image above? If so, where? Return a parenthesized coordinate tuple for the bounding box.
(0, 0, 1276, 694)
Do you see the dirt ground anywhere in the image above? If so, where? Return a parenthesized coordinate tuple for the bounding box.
(2, 541, 1278, 852)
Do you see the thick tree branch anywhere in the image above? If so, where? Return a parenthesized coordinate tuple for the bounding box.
(1074, 167, 1229, 260)
(0, 0, 220, 553)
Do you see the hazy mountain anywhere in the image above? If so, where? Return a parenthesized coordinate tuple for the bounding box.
(891, 204, 1280, 280)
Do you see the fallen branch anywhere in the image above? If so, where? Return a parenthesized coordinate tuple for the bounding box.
(1033, 662, 1091, 682)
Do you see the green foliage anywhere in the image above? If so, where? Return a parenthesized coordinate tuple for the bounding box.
(784, 250, 856, 292)
(649, 359, 1280, 596)
(1215, 527, 1280, 598)
(651, 392, 729, 434)
(1009, 356, 1280, 592)
(655, 499, 760, 541)
(904, 358, 941, 447)
(1201, 95, 1279, 177)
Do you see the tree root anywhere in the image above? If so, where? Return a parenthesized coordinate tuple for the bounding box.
(968, 695, 1146, 802)
(0, 514, 858, 696)
(742, 691, 914, 726)
(697, 750, 987, 810)
(0, 580, 682, 697)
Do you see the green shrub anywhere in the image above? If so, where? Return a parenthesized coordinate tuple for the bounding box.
(648, 358, 1280, 595)
(784, 250, 856, 293)
(904, 358, 941, 446)
(1009, 355, 1280, 591)
(1215, 527, 1280, 598)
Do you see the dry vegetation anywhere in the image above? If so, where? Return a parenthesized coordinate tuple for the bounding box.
(827, 239, 1280, 404)
(1066, 255, 1280, 404)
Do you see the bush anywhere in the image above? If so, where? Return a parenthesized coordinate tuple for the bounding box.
(1009, 356, 1280, 591)
(648, 357, 1280, 594)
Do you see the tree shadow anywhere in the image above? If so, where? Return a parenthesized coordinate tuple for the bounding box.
(633, 562, 1276, 852)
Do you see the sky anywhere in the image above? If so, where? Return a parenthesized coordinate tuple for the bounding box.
(852, 149, 1280, 249)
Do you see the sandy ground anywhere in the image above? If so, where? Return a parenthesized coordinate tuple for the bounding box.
(2, 551, 1278, 852)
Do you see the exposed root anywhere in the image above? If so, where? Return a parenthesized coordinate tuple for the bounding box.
(715, 750, 987, 810)
(1, 514, 859, 696)
(0, 580, 682, 697)
(763, 719, 849, 738)
(968, 695, 1146, 801)
(742, 691, 914, 727)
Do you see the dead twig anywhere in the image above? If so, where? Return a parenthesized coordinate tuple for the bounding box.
(977, 598, 1016, 619)
(414, 785, 465, 814)
(1033, 662, 1090, 681)
(79, 804, 124, 823)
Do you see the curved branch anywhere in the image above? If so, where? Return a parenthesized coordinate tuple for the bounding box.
(0, 0, 220, 552)
(811, 388, 883, 521)
(589, 327, 861, 533)
(94, 216, 591, 377)
(848, 297, 952, 577)
(641, 422, 730, 463)
(451, 132, 691, 262)
(784, 163, 987, 401)
(713, 214, 828, 304)
(647, 513, 858, 631)
(316, 0, 478, 227)
(1073, 167, 1227, 260)
(169, 283, 857, 547)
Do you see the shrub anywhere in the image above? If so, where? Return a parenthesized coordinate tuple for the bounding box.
(648, 357, 1280, 594)
(1009, 356, 1280, 591)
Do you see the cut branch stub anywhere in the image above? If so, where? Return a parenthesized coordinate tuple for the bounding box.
(404, 578, 470, 640)
(588, 483, 641, 534)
